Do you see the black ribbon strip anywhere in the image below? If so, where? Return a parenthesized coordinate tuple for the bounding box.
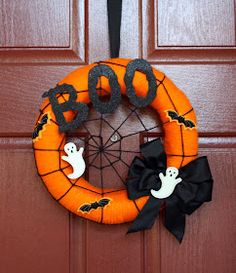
(126, 139, 213, 242)
(107, 0, 122, 58)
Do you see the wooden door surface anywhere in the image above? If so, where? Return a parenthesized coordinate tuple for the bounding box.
(0, 1, 235, 273)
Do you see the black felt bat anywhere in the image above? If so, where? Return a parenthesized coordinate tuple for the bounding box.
(32, 113, 49, 140)
(167, 110, 196, 129)
(80, 198, 111, 212)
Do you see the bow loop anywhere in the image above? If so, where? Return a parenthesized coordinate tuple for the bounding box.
(127, 167, 161, 200)
(140, 139, 167, 170)
(127, 156, 146, 177)
(139, 169, 160, 191)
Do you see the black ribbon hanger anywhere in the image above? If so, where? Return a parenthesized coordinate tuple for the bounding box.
(126, 139, 213, 243)
(107, 0, 122, 58)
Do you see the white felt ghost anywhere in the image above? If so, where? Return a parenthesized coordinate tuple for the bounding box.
(61, 142, 86, 180)
(151, 167, 182, 199)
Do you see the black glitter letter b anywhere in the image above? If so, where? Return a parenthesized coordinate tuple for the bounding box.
(43, 84, 89, 132)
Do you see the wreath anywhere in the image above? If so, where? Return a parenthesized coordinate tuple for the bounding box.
(33, 58, 213, 242)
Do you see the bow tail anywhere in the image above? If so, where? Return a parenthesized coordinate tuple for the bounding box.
(128, 196, 162, 233)
(165, 197, 186, 243)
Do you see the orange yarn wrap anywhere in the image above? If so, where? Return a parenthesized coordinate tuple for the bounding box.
(33, 58, 198, 224)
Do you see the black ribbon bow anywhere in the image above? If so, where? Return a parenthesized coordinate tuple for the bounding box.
(126, 138, 213, 242)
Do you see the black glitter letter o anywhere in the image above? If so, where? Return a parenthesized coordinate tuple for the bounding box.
(88, 64, 121, 114)
(124, 59, 157, 108)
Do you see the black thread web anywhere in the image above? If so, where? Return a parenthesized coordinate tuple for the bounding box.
(33, 61, 197, 222)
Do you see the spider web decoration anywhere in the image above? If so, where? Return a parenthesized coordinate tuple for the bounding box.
(33, 61, 196, 214)
(72, 95, 162, 190)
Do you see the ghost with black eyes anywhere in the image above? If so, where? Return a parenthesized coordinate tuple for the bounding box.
(61, 142, 86, 180)
(151, 167, 182, 199)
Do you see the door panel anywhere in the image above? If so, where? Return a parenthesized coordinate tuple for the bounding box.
(0, 0, 70, 47)
(142, 0, 236, 62)
(0, 139, 69, 273)
(0, 0, 85, 64)
(0, 1, 235, 273)
(157, 0, 235, 46)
